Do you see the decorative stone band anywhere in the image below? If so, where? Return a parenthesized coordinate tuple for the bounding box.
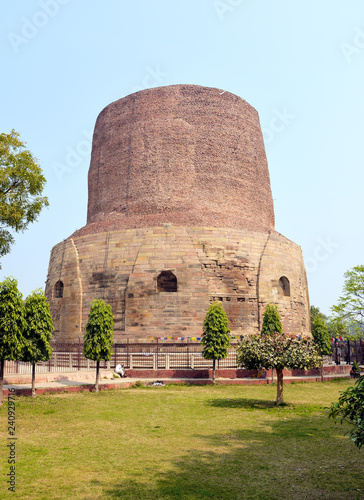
(45, 225, 310, 342)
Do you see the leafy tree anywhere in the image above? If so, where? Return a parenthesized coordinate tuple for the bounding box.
(0, 130, 49, 265)
(0, 277, 26, 405)
(22, 289, 53, 397)
(261, 303, 282, 335)
(201, 302, 231, 383)
(312, 315, 331, 356)
(331, 265, 364, 339)
(83, 299, 114, 392)
(237, 332, 321, 405)
(328, 375, 364, 449)
(312, 315, 331, 382)
(327, 316, 348, 339)
(310, 305, 328, 329)
(328, 316, 363, 341)
(237, 305, 321, 405)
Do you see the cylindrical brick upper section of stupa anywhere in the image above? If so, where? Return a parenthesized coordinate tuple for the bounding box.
(86, 84, 275, 232)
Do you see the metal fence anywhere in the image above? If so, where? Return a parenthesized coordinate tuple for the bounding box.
(331, 339, 364, 365)
(4, 338, 364, 375)
(4, 340, 240, 375)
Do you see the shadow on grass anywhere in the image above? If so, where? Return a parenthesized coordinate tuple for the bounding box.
(206, 397, 280, 410)
(103, 412, 364, 500)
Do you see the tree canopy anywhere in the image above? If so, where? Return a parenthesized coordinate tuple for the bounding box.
(261, 303, 282, 335)
(201, 302, 231, 382)
(329, 375, 364, 449)
(0, 130, 49, 264)
(0, 276, 26, 404)
(310, 305, 328, 328)
(23, 289, 53, 362)
(0, 276, 25, 360)
(237, 332, 322, 404)
(83, 299, 114, 392)
(311, 315, 331, 356)
(331, 265, 364, 339)
(237, 304, 321, 405)
(237, 332, 322, 375)
(22, 289, 53, 396)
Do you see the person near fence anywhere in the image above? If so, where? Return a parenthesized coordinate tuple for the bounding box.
(344, 349, 349, 364)
(336, 346, 342, 365)
(115, 364, 125, 377)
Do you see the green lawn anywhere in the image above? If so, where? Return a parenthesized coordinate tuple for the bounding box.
(1, 380, 364, 499)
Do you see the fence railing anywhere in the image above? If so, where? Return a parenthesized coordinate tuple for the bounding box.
(331, 339, 364, 365)
(4, 340, 240, 375)
(4, 338, 364, 375)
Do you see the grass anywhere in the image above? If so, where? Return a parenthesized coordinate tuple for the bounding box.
(1, 380, 364, 499)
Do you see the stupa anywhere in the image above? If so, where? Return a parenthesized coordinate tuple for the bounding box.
(45, 85, 310, 341)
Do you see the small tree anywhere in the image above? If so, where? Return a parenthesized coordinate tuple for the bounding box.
(311, 315, 331, 382)
(310, 305, 328, 328)
(22, 289, 53, 397)
(0, 277, 26, 405)
(328, 375, 364, 449)
(261, 303, 283, 335)
(238, 304, 321, 404)
(237, 332, 322, 405)
(83, 299, 114, 392)
(312, 315, 331, 356)
(201, 302, 231, 383)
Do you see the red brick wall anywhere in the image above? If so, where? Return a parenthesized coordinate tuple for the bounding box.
(81, 84, 274, 238)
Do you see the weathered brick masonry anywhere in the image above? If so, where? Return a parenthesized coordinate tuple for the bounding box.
(45, 85, 310, 342)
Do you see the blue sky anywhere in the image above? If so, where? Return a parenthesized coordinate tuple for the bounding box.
(0, 0, 363, 316)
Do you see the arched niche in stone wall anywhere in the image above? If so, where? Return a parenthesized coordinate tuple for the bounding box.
(53, 280, 64, 299)
(278, 276, 290, 297)
(157, 271, 177, 292)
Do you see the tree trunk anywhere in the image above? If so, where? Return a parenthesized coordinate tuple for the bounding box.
(276, 368, 284, 405)
(31, 362, 36, 397)
(95, 361, 100, 392)
(321, 363, 324, 383)
(212, 359, 216, 383)
(0, 359, 4, 406)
